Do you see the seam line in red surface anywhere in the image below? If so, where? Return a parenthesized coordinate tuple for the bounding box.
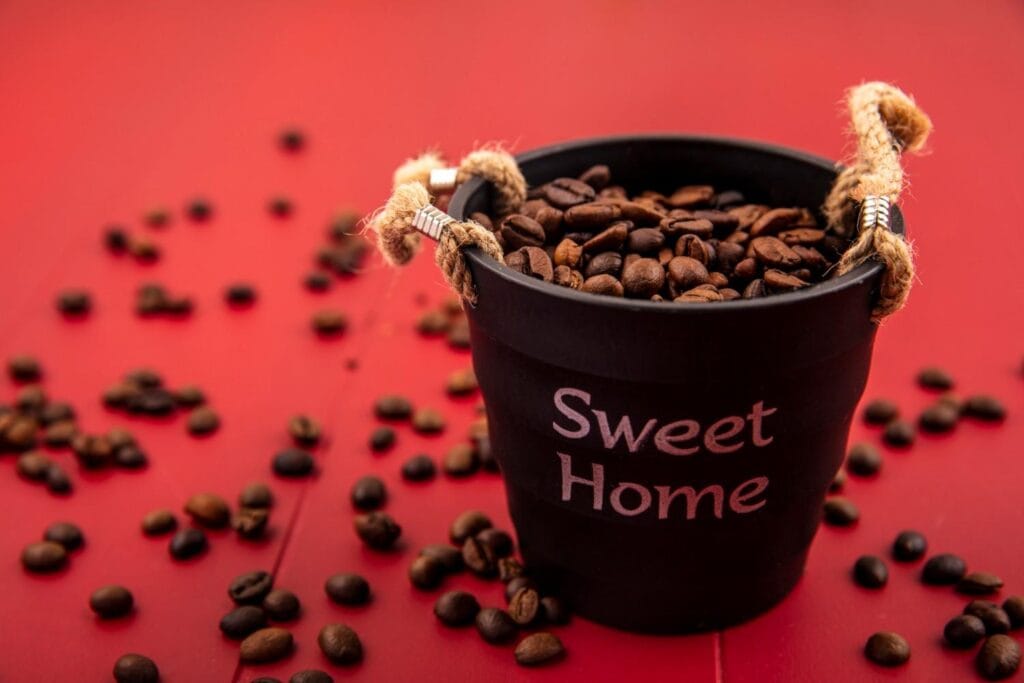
(715, 630, 724, 683)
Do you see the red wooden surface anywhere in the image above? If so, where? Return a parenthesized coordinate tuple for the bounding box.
(1, 1, 1022, 681)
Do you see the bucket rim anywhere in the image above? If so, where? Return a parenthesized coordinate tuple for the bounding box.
(449, 133, 894, 314)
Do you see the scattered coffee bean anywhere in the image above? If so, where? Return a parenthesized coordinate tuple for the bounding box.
(892, 530, 927, 562)
(233, 508, 269, 540)
(863, 398, 899, 425)
(958, 572, 1004, 595)
(43, 522, 84, 551)
(144, 206, 170, 227)
(462, 536, 498, 578)
(508, 587, 541, 626)
(416, 310, 450, 336)
(368, 426, 395, 452)
(273, 448, 315, 477)
(129, 238, 160, 262)
(922, 553, 967, 585)
(864, 631, 910, 666)
(186, 197, 212, 221)
(184, 492, 230, 529)
(505, 577, 538, 603)
(447, 319, 472, 349)
(401, 454, 436, 482)
(113, 653, 159, 683)
(411, 408, 445, 434)
(354, 512, 401, 550)
(225, 282, 256, 306)
(239, 482, 274, 509)
(965, 601, 1012, 635)
(263, 588, 301, 621)
(325, 573, 370, 606)
(375, 395, 413, 420)
(434, 590, 480, 627)
(114, 444, 148, 468)
(268, 196, 293, 218)
(290, 670, 333, 683)
(882, 419, 915, 447)
(918, 366, 954, 391)
(279, 127, 305, 152)
(1003, 596, 1024, 629)
(446, 368, 478, 396)
(829, 468, 846, 492)
(853, 555, 888, 588)
(46, 466, 73, 494)
(541, 596, 571, 625)
(476, 528, 514, 558)
(21, 541, 68, 573)
(963, 395, 1007, 422)
(318, 623, 363, 666)
(220, 605, 268, 639)
(409, 555, 445, 590)
(918, 403, 959, 433)
(44, 420, 77, 448)
(311, 309, 347, 335)
(90, 585, 134, 618)
(498, 557, 524, 582)
(7, 355, 41, 382)
(229, 571, 274, 605)
(420, 544, 464, 574)
(288, 415, 321, 447)
(104, 225, 129, 253)
(350, 475, 387, 511)
(442, 443, 479, 477)
(56, 289, 92, 316)
(475, 607, 518, 644)
(141, 509, 177, 536)
(16, 451, 51, 481)
(846, 443, 882, 476)
(240, 627, 294, 663)
(514, 632, 566, 667)
(945, 614, 987, 648)
(822, 497, 859, 526)
(304, 271, 332, 292)
(977, 634, 1021, 680)
(168, 528, 207, 560)
(450, 510, 492, 544)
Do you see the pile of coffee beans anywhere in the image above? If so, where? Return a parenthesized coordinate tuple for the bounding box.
(21, 521, 85, 573)
(414, 295, 471, 349)
(135, 282, 194, 317)
(102, 368, 220, 437)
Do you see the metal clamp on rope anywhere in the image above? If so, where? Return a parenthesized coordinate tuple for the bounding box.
(412, 204, 455, 242)
(859, 195, 891, 231)
(428, 167, 459, 194)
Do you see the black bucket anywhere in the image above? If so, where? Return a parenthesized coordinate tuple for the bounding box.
(447, 135, 901, 633)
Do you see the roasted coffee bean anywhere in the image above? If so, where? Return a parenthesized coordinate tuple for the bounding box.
(450, 510, 492, 544)
(750, 236, 801, 267)
(232, 508, 269, 539)
(515, 246, 554, 282)
(184, 492, 230, 528)
(763, 269, 808, 292)
(375, 394, 412, 420)
(977, 635, 1021, 680)
(882, 419, 915, 447)
(130, 238, 160, 262)
(625, 227, 665, 255)
(7, 355, 41, 382)
(220, 606, 268, 639)
(505, 577, 538, 602)
(446, 368, 478, 397)
(1004, 596, 1024, 629)
(21, 541, 68, 573)
(564, 202, 621, 230)
(578, 165, 611, 190)
(44, 522, 84, 551)
(229, 571, 274, 605)
(945, 614, 987, 648)
(581, 223, 629, 254)
(240, 627, 294, 664)
(402, 454, 436, 482)
(46, 466, 72, 494)
(311, 309, 347, 335)
(918, 366, 954, 390)
(286, 415, 320, 447)
(667, 185, 714, 208)
(583, 251, 623, 279)
(853, 555, 888, 588)
(185, 197, 212, 222)
(846, 443, 882, 476)
(476, 528, 514, 558)
(350, 475, 387, 511)
(142, 509, 177, 536)
(239, 482, 274, 509)
(291, 670, 333, 683)
(922, 553, 967, 585)
(749, 207, 804, 237)
(44, 420, 77, 447)
(56, 289, 92, 316)
(891, 530, 927, 562)
(918, 403, 958, 433)
(368, 426, 396, 453)
(863, 399, 899, 425)
(515, 632, 565, 667)
(104, 226, 129, 253)
(553, 239, 583, 268)
(17, 451, 52, 481)
(462, 536, 498, 578)
(822, 497, 859, 526)
(409, 555, 445, 590)
(354, 512, 401, 550)
(544, 178, 596, 208)
(498, 557, 525, 582)
(863, 631, 910, 666)
(304, 271, 332, 292)
(318, 623, 363, 665)
(442, 443, 479, 477)
(416, 309, 450, 336)
(434, 590, 480, 626)
(500, 215, 546, 250)
(38, 401, 73, 426)
(666, 256, 710, 292)
(223, 283, 256, 307)
(279, 127, 305, 151)
(475, 607, 518, 644)
(325, 573, 370, 605)
(508, 587, 540, 626)
(143, 206, 171, 227)
(113, 653, 159, 683)
(262, 588, 301, 621)
(622, 258, 665, 299)
(115, 445, 148, 468)
(830, 468, 846, 492)
(541, 596, 571, 625)
(963, 395, 1007, 421)
(168, 528, 207, 560)
(3, 414, 39, 451)
(273, 448, 314, 477)
(15, 384, 46, 413)
(268, 196, 293, 217)
(411, 407, 445, 434)
(90, 585, 134, 618)
(580, 273, 623, 297)
(958, 572, 1004, 595)
(420, 544, 464, 574)
(966, 601, 1012, 635)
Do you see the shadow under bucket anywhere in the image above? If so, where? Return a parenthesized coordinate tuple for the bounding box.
(448, 135, 902, 633)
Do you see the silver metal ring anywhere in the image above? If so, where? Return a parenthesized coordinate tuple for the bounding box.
(412, 204, 455, 241)
(428, 167, 459, 193)
(860, 195, 891, 231)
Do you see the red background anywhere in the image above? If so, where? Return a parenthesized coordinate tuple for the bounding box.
(1, 1, 1022, 681)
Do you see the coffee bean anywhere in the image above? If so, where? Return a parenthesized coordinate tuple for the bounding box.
(446, 368, 478, 396)
(290, 670, 333, 683)
(4, 414, 39, 452)
(763, 269, 808, 292)
(240, 627, 294, 664)
(544, 178, 596, 209)
(508, 586, 541, 626)
(56, 289, 92, 316)
(892, 530, 927, 562)
(262, 588, 301, 621)
(44, 420, 77, 448)
(16, 451, 52, 481)
(1004, 596, 1024, 629)
(846, 443, 882, 476)
(448, 320, 472, 351)
(416, 309, 450, 336)
(325, 573, 370, 605)
(129, 238, 160, 262)
(918, 403, 959, 433)
(918, 366, 955, 391)
(104, 226, 129, 253)
(420, 544, 464, 574)
(220, 605, 268, 639)
(963, 395, 1007, 422)
(626, 227, 665, 255)
(922, 553, 967, 585)
(750, 236, 801, 268)
(40, 400, 74, 424)
(863, 631, 910, 666)
(966, 601, 1012, 635)
(354, 512, 401, 550)
(829, 468, 846, 492)
(21, 541, 68, 573)
(514, 632, 565, 667)
(287, 415, 320, 447)
(184, 492, 230, 529)
(374, 395, 413, 420)
(239, 482, 274, 509)
(233, 508, 269, 539)
(168, 528, 207, 560)
(229, 571, 274, 605)
(114, 444, 148, 469)
(945, 614, 987, 648)
(268, 196, 293, 218)
(882, 419, 915, 447)
(318, 623, 363, 665)
(505, 577, 538, 603)
(113, 653, 159, 683)
(273, 448, 315, 477)
(90, 585, 134, 618)
(279, 127, 305, 151)
(500, 215, 546, 251)
(581, 223, 628, 253)
(7, 355, 42, 382)
(666, 256, 710, 293)
(475, 607, 518, 644)
(442, 443, 479, 477)
(311, 309, 347, 335)
(553, 239, 584, 268)
(977, 635, 1021, 680)
(622, 258, 665, 299)
(958, 572, 1004, 595)
(44, 521, 84, 551)
(863, 399, 899, 425)
(46, 466, 72, 494)
(434, 590, 480, 626)
(409, 555, 445, 590)
(580, 273, 624, 297)
(822, 497, 859, 526)
(142, 509, 177, 536)
(186, 197, 212, 221)
(541, 596, 571, 625)
(304, 271, 332, 292)
(476, 528, 514, 558)
(853, 555, 888, 588)
(498, 557, 524, 582)
(350, 475, 387, 511)
(450, 510, 492, 544)
(143, 206, 171, 227)
(583, 251, 623, 278)
(410, 408, 445, 434)
(365, 426, 395, 453)
(749, 207, 804, 237)
(579, 165, 611, 190)
(401, 454, 436, 482)
(462, 536, 498, 578)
